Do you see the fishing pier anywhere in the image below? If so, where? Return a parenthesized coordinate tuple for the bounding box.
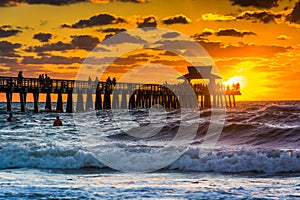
(0, 66, 241, 113)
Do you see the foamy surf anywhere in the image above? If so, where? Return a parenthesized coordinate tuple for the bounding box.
(1, 145, 299, 174)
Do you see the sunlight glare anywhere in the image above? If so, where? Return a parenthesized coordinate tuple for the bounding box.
(223, 76, 247, 89)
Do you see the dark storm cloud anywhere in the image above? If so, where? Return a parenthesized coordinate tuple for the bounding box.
(21, 55, 84, 64)
(100, 28, 127, 33)
(103, 33, 116, 41)
(103, 32, 146, 44)
(0, 57, 18, 64)
(162, 15, 191, 25)
(216, 29, 256, 37)
(33, 32, 53, 42)
(27, 41, 73, 52)
(0, 41, 21, 57)
(61, 13, 126, 28)
(0, 26, 22, 38)
(137, 16, 157, 28)
(27, 35, 100, 52)
(229, 0, 279, 8)
(237, 11, 282, 23)
(287, 0, 300, 24)
(70, 35, 100, 50)
(191, 30, 214, 41)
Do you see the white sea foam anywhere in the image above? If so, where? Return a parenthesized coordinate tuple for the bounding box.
(1, 145, 299, 174)
(0, 145, 105, 169)
(170, 147, 300, 174)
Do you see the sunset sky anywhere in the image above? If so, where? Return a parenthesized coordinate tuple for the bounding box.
(0, 0, 300, 100)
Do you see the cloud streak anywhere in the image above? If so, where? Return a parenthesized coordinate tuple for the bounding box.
(216, 29, 256, 37)
(137, 16, 157, 28)
(61, 13, 126, 28)
(287, 0, 300, 24)
(33, 32, 53, 42)
(21, 55, 84, 65)
(162, 14, 191, 25)
(237, 10, 282, 23)
(0, 41, 21, 57)
(27, 35, 100, 52)
(0, 26, 22, 38)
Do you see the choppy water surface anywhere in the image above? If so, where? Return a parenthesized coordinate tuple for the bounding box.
(0, 101, 299, 199)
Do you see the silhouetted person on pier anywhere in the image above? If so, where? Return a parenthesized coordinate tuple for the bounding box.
(106, 77, 112, 90)
(112, 77, 116, 86)
(88, 76, 92, 86)
(39, 74, 45, 86)
(7, 113, 13, 122)
(44, 74, 52, 88)
(95, 77, 99, 84)
(53, 116, 62, 126)
(17, 71, 23, 85)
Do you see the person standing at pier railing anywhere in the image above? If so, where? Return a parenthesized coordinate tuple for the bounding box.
(17, 71, 23, 86)
(106, 76, 112, 91)
(112, 77, 116, 89)
(88, 76, 92, 87)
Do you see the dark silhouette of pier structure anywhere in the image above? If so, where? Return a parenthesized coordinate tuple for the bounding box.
(0, 66, 241, 113)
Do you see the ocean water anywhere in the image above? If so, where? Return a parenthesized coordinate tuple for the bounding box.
(0, 101, 299, 199)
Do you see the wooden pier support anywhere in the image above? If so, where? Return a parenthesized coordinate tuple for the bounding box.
(103, 92, 111, 109)
(204, 95, 211, 108)
(171, 95, 178, 109)
(219, 95, 224, 108)
(129, 94, 135, 109)
(224, 95, 227, 108)
(232, 95, 236, 107)
(86, 90, 93, 110)
(19, 92, 26, 112)
(228, 95, 232, 108)
(56, 92, 64, 112)
(76, 92, 84, 112)
(136, 92, 141, 108)
(6, 92, 12, 112)
(33, 92, 39, 113)
(45, 93, 52, 111)
(212, 95, 217, 108)
(112, 92, 119, 109)
(66, 92, 73, 113)
(95, 91, 102, 110)
(121, 92, 127, 109)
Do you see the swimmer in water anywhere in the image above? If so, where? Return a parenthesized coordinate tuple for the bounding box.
(53, 116, 62, 126)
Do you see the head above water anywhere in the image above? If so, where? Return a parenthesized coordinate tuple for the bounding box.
(56, 116, 59, 120)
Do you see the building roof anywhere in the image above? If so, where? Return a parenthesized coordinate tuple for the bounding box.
(178, 66, 222, 80)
